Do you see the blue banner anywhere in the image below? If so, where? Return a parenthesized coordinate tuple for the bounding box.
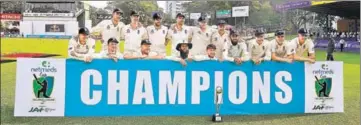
(65, 60, 305, 116)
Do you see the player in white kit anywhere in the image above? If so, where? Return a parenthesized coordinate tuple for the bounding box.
(211, 20, 230, 60)
(121, 10, 148, 55)
(166, 13, 192, 57)
(248, 29, 271, 65)
(68, 27, 96, 62)
(288, 28, 315, 63)
(189, 16, 214, 56)
(91, 8, 125, 52)
(270, 30, 293, 63)
(91, 37, 124, 62)
(193, 44, 218, 61)
(146, 13, 168, 56)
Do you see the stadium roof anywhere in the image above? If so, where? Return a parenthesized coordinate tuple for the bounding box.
(300, 1, 360, 19)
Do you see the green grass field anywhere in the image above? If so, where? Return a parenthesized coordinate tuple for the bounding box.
(1, 38, 360, 125)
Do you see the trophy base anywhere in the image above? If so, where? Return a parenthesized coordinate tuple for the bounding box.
(212, 114, 222, 122)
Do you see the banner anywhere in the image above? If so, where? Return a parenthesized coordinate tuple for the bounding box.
(216, 10, 231, 18)
(45, 24, 65, 32)
(23, 13, 74, 17)
(0, 13, 22, 21)
(190, 13, 201, 20)
(14, 58, 344, 117)
(232, 6, 249, 17)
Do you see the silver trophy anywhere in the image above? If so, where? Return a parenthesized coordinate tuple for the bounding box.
(212, 86, 223, 122)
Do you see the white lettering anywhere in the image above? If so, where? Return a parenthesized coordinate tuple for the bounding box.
(133, 71, 154, 104)
(81, 69, 102, 105)
(108, 70, 129, 105)
(252, 72, 270, 104)
(228, 71, 247, 104)
(159, 71, 186, 104)
(275, 71, 293, 104)
(191, 71, 210, 104)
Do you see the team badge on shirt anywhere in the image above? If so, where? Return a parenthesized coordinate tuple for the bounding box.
(137, 30, 140, 34)
(151, 29, 154, 34)
(185, 30, 187, 34)
(117, 27, 119, 32)
(224, 39, 227, 42)
(107, 25, 110, 30)
(206, 33, 209, 37)
(127, 29, 130, 33)
(198, 31, 201, 34)
(214, 37, 218, 41)
(162, 30, 165, 34)
(262, 46, 265, 50)
(77, 45, 80, 49)
(303, 45, 306, 49)
(283, 46, 286, 51)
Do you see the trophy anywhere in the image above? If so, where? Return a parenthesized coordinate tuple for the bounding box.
(212, 86, 223, 122)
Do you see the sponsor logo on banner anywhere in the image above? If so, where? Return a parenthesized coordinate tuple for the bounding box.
(14, 58, 65, 116)
(306, 62, 343, 112)
(312, 76, 334, 111)
(29, 61, 57, 113)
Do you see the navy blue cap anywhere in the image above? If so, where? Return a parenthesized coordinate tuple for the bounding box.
(198, 16, 206, 22)
(298, 28, 308, 35)
(107, 37, 119, 44)
(275, 30, 285, 36)
(255, 29, 265, 37)
(230, 30, 240, 36)
(153, 13, 162, 20)
(141, 39, 151, 45)
(78, 27, 89, 35)
(176, 13, 185, 18)
(113, 8, 123, 14)
(217, 20, 227, 25)
(130, 10, 139, 16)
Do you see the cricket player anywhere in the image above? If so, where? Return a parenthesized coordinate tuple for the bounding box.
(68, 27, 95, 62)
(123, 39, 163, 59)
(223, 30, 250, 64)
(122, 10, 148, 54)
(146, 13, 168, 56)
(211, 20, 230, 60)
(248, 29, 271, 65)
(166, 13, 192, 56)
(92, 37, 124, 62)
(189, 16, 214, 56)
(165, 40, 193, 66)
(288, 28, 316, 63)
(91, 8, 125, 52)
(270, 30, 293, 63)
(193, 44, 218, 61)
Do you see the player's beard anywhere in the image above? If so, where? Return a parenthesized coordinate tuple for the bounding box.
(231, 40, 238, 46)
(180, 50, 189, 59)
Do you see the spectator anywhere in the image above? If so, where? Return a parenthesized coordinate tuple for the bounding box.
(339, 39, 345, 52)
(340, 32, 346, 38)
(326, 38, 335, 61)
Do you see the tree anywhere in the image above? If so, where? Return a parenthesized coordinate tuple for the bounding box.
(0, 1, 23, 13)
(89, 6, 109, 26)
(286, 9, 313, 33)
(104, 1, 160, 25)
(314, 13, 335, 32)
